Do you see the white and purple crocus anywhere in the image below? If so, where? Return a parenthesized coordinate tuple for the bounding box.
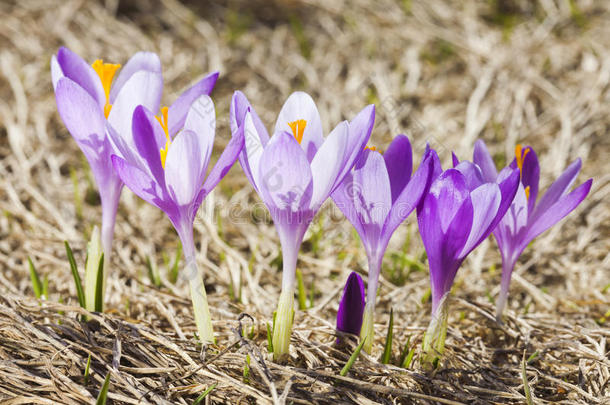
(52, 46, 164, 305)
(469, 141, 592, 319)
(332, 136, 435, 353)
(110, 94, 244, 343)
(417, 158, 519, 364)
(230, 91, 374, 359)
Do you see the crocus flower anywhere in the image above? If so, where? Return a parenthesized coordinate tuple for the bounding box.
(52, 46, 164, 304)
(111, 96, 244, 343)
(336, 271, 365, 343)
(332, 135, 435, 352)
(230, 91, 374, 359)
(417, 163, 519, 364)
(469, 140, 592, 319)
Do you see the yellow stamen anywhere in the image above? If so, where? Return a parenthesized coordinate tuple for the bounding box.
(288, 119, 307, 144)
(365, 146, 377, 152)
(524, 185, 531, 200)
(156, 107, 171, 169)
(514, 143, 530, 173)
(91, 59, 121, 118)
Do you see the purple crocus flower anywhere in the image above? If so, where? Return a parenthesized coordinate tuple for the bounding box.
(417, 162, 519, 363)
(230, 91, 374, 359)
(111, 96, 244, 342)
(332, 135, 435, 352)
(52, 46, 164, 303)
(470, 140, 592, 319)
(336, 271, 365, 343)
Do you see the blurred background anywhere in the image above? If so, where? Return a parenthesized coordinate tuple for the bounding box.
(0, 0, 608, 403)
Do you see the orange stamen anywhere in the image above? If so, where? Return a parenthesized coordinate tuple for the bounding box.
(156, 107, 171, 168)
(288, 119, 307, 144)
(524, 185, 531, 200)
(515, 143, 530, 173)
(91, 59, 121, 118)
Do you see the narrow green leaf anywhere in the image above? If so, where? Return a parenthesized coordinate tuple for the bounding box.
(95, 372, 111, 405)
(28, 257, 43, 299)
(42, 274, 49, 300)
(266, 322, 274, 353)
(84, 354, 92, 385)
(65, 241, 86, 308)
(193, 383, 217, 405)
(381, 308, 394, 364)
(421, 287, 431, 305)
(398, 336, 411, 367)
(522, 351, 534, 405)
(94, 253, 105, 312)
(527, 350, 540, 364)
(340, 337, 367, 376)
(146, 256, 161, 287)
(296, 269, 307, 310)
(403, 348, 415, 369)
(308, 277, 315, 308)
(243, 354, 251, 383)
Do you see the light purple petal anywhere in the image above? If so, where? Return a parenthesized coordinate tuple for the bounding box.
(383, 134, 412, 203)
(55, 47, 105, 108)
(164, 130, 208, 206)
(336, 271, 366, 337)
(454, 161, 485, 191)
(459, 182, 501, 257)
(428, 169, 471, 232)
(274, 91, 323, 162)
(55, 78, 105, 146)
(50, 55, 63, 90)
(243, 111, 265, 191)
(524, 179, 592, 245)
(258, 131, 313, 213)
(107, 70, 164, 143)
(309, 121, 349, 209)
(351, 149, 392, 254)
(111, 155, 171, 213)
(109, 52, 162, 103)
(531, 159, 582, 221)
(331, 172, 365, 238)
(473, 140, 498, 182)
(195, 126, 245, 211)
(167, 72, 219, 136)
(184, 95, 216, 174)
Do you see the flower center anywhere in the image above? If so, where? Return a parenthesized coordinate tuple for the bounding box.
(91, 59, 121, 118)
(288, 119, 307, 144)
(155, 106, 171, 169)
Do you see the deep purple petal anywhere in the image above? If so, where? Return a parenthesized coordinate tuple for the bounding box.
(531, 158, 582, 223)
(258, 131, 313, 213)
(473, 140, 498, 182)
(336, 272, 366, 336)
(524, 179, 592, 245)
(520, 146, 540, 212)
(167, 72, 219, 136)
(111, 155, 171, 213)
(110, 52, 162, 103)
(451, 151, 460, 168)
(383, 134, 413, 203)
(55, 47, 105, 108)
(429, 169, 470, 232)
(132, 106, 166, 187)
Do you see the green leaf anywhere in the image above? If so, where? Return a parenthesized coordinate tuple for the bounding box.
(146, 256, 161, 287)
(95, 372, 111, 405)
(381, 308, 394, 364)
(28, 257, 43, 299)
(42, 274, 49, 300)
(522, 351, 534, 405)
(169, 243, 182, 284)
(84, 354, 92, 385)
(398, 336, 411, 367)
(266, 322, 274, 353)
(65, 241, 86, 308)
(243, 354, 251, 383)
(94, 253, 105, 312)
(340, 337, 367, 376)
(296, 269, 307, 310)
(193, 383, 217, 405)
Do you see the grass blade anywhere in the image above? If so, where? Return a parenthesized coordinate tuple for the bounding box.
(94, 253, 105, 312)
(266, 322, 274, 353)
(65, 241, 86, 308)
(340, 337, 367, 376)
(381, 308, 394, 364)
(95, 372, 111, 405)
(169, 243, 182, 284)
(193, 382, 217, 405)
(522, 351, 534, 405)
(399, 336, 411, 367)
(145, 256, 161, 287)
(296, 269, 307, 310)
(28, 257, 43, 299)
(84, 354, 92, 385)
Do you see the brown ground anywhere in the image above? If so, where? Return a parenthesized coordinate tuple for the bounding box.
(0, 0, 609, 404)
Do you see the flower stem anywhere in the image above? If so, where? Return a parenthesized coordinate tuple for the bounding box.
(100, 184, 120, 302)
(496, 255, 516, 321)
(421, 293, 449, 368)
(185, 256, 215, 343)
(359, 301, 375, 354)
(272, 287, 294, 360)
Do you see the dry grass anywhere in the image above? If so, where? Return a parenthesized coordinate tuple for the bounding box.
(0, 0, 609, 403)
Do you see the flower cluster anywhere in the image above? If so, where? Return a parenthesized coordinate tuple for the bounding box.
(53, 47, 592, 364)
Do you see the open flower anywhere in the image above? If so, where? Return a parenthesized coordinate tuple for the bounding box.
(230, 91, 374, 359)
(52, 46, 164, 304)
(111, 97, 244, 342)
(470, 140, 592, 319)
(417, 164, 519, 364)
(332, 135, 436, 352)
(336, 271, 365, 343)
